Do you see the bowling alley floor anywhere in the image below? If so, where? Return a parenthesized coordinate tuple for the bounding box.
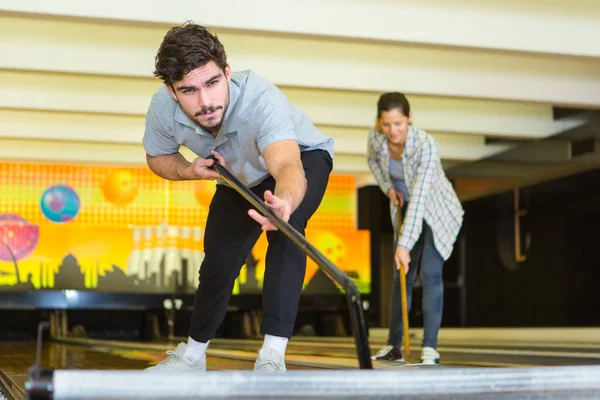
(0, 341, 149, 400)
(0, 339, 317, 400)
(2, 328, 600, 400)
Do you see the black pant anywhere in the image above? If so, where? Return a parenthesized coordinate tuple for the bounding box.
(189, 150, 333, 342)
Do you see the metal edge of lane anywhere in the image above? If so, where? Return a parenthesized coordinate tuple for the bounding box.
(46, 365, 600, 400)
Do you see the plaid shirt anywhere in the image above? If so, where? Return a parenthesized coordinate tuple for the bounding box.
(367, 127, 464, 260)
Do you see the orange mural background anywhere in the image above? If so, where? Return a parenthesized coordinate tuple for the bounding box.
(0, 162, 370, 294)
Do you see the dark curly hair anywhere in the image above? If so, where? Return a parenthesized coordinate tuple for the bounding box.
(153, 21, 227, 85)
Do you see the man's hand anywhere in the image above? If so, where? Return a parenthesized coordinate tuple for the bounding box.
(248, 190, 292, 231)
(388, 188, 404, 207)
(179, 150, 225, 180)
(394, 246, 411, 274)
(248, 139, 305, 230)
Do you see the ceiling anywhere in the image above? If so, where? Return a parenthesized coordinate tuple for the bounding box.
(0, 0, 599, 201)
(448, 109, 600, 200)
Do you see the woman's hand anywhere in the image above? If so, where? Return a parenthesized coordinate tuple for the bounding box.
(387, 188, 404, 207)
(394, 246, 411, 274)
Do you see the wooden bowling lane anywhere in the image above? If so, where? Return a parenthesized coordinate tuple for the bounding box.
(54, 337, 438, 370)
(177, 336, 600, 368)
(55, 337, 333, 370)
(0, 340, 151, 400)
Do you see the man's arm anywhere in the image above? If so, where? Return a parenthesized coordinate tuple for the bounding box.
(247, 139, 306, 230)
(146, 152, 221, 181)
(263, 139, 307, 213)
(146, 152, 191, 181)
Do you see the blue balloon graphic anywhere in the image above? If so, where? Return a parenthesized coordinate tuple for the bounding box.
(40, 185, 81, 223)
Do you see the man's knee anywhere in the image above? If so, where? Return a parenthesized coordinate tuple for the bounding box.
(200, 250, 242, 280)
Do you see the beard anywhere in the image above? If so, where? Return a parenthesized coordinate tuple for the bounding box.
(195, 106, 223, 130)
(192, 87, 230, 133)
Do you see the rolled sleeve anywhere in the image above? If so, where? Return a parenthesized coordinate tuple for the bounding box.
(254, 87, 298, 153)
(256, 112, 297, 153)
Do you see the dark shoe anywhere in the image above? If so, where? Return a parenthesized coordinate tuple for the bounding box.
(371, 345, 404, 362)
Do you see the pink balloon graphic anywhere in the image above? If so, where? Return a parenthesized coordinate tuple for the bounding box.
(0, 213, 40, 262)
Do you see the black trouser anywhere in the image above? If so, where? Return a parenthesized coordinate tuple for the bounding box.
(189, 150, 333, 342)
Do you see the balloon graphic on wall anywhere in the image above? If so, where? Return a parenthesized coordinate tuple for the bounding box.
(102, 170, 139, 205)
(0, 213, 39, 262)
(311, 230, 347, 265)
(194, 180, 217, 207)
(248, 230, 348, 285)
(40, 185, 81, 223)
(304, 230, 347, 283)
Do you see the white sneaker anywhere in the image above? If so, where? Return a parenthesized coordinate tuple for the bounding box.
(145, 342, 206, 373)
(421, 346, 440, 365)
(254, 348, 286, 372)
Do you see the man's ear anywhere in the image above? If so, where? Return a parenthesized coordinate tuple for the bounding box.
(225, 64, 231, 82)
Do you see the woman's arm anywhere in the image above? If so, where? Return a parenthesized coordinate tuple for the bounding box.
(367, 132, 394, 196)
(397, 137, 439, 250)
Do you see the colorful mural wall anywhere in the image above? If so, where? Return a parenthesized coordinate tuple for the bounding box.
(0, 162, 370, 295)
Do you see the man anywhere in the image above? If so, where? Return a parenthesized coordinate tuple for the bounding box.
(143, 22, 334, 373)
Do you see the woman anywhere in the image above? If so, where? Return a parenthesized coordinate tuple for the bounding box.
(367, 92, 463, 364)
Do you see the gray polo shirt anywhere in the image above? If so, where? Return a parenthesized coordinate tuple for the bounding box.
(143, 70, 334, 187)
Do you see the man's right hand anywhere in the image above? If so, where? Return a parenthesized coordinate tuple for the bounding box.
(179, 156, 220, 180)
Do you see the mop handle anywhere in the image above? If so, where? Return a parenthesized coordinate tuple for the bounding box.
(397, 205, 411, 363)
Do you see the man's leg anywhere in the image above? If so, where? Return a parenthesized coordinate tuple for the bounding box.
(188, 185, 265, 342)
(254, 150, 331, 371)
(146, 183, 263, 372)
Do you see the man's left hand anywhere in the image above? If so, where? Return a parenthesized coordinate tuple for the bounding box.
(248, 190, 292, 231)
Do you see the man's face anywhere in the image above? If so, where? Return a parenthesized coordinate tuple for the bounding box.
(168, 61, 231, 134)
